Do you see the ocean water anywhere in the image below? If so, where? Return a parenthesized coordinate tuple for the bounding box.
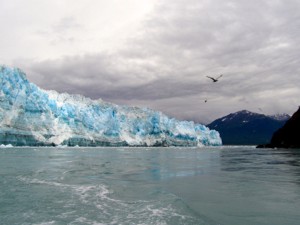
(1, 146, 300, 225)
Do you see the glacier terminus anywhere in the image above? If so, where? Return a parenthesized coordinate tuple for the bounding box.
(0, 66, 222, 147)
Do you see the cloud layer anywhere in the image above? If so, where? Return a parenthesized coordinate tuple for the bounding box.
(2, 0, 300, 123)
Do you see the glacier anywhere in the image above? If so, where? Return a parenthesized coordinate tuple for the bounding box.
(0, 66, 222, 147)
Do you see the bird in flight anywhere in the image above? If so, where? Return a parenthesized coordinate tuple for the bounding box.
(206, 74, 223, 82)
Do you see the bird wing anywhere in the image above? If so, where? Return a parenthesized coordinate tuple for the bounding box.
(216, 74, 223, 80)
(206, 76, 215, 81)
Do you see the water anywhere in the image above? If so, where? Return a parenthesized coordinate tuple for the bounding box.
(1, 146, 300, 225)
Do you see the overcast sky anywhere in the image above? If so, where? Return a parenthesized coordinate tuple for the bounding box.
(1, 0, 300, 124)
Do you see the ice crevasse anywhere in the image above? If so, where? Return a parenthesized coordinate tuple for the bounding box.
(0, 66, 222, 147)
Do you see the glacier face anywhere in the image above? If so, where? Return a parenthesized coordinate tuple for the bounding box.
(0, 66, 222, 147)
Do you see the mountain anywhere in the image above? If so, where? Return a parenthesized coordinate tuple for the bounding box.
(0, 66, 221, 147)
(207, 110, 290, 145)
(261, 107, 300, 148)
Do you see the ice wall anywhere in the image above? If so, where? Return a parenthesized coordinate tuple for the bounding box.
(0, 66, 222, 146)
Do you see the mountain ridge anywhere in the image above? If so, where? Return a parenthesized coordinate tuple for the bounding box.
(257, 107, 300, 148)
(207, 110, 290, 145)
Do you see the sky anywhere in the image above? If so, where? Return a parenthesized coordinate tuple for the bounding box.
(1, 0, 300, 124)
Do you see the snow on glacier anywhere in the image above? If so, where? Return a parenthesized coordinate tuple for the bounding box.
(0, 66, 222, 146)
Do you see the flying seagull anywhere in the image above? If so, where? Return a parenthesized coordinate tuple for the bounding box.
(206, 74, 223, 82)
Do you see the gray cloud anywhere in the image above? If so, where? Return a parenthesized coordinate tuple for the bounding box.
(14, 0, 300, 123)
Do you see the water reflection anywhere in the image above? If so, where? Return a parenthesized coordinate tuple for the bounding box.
(2, 146, 300, 225)
(219, 147, 300, 185)
(163, 147, 300, 225)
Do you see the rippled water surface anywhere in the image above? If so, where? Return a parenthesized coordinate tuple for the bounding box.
(1, 146, 300, 225)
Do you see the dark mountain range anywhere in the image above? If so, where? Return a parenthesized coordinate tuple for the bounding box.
(258, 107, 300, 148)
(207, 110, 290, 145)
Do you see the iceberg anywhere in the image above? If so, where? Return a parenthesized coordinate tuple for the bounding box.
(0, 66, 222, 147)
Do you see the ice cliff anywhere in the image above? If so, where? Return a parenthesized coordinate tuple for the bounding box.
(0, 66, 222, 147)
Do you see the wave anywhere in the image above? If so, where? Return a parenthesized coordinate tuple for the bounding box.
(17, 176, 206, 225)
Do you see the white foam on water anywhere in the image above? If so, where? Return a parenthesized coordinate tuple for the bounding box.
(18, 177, 66, 188)
(32, 221, 56, 225)
(71, 216, 106, 225)
(17, 176, 202, 225)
